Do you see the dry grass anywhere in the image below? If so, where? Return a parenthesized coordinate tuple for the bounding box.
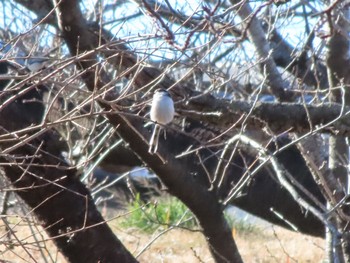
(234, 225, 325, 263)
(0, 217, 65, 263)
(113, 224, 325, 263)
(0, 217, 325, 262)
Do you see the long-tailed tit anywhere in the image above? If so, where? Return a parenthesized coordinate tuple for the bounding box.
(26, 57, 50, 72)
(149, 89, 174, 154)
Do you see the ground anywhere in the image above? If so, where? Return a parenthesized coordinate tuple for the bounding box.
(0, 216, 325, 262)
(113, 223, 325, 263)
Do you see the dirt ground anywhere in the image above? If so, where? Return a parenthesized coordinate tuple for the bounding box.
(113, 224, 325, 263)
(0, 217, 325, 263)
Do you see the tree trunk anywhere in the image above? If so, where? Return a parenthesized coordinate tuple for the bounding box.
(53, 0, 244, 262)
(0, 66, 137, 263)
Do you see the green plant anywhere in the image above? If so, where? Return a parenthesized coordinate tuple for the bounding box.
(120, 195, 198, 233)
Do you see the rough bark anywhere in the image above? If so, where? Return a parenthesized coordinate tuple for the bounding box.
(265, 24, 328, 88)
(326, 3, 350, 263)
(230, 137, 325, 237)
(2, 160, 137, 263)
(182, 98, 350, 136)
(231, 0, 292, 101)
(0, 75, 137, 262)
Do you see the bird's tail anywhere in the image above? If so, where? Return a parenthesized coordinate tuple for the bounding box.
(149, 124, 161, 154)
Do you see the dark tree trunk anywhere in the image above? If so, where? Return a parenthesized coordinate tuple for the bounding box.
(3, 161, 137, 263)
(0, 65, 137, 263)
(54, 0, 244, 262)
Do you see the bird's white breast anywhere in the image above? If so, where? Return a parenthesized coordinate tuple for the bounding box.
(150, 93, 174, 125)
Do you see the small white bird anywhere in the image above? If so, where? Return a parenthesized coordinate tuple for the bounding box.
(149, 89, 175, 154)
(26, 57, 50, 72)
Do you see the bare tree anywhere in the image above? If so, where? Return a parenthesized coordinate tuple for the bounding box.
(1, 0, 350, 262)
